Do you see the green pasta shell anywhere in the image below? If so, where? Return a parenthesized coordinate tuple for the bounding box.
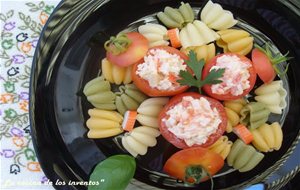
(115, 84, 148, 115)
(228, 139, 265, 172)
(179, 2, 194, 23)
(157, 2, 194, 29)
(239, 152, 264, 172)
(227, 139, 246, 166)
(240, 102, 270, 130)
(233, 145, 256, 169)
(83, 76, 116, 110)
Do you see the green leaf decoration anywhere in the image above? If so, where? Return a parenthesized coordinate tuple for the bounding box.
(88, 155, 136, 190)
(177, 50, 224, 92)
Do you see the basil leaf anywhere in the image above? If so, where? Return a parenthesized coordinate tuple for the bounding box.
(88, 155, 136, 190)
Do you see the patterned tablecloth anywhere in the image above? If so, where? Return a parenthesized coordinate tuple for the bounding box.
(1, 1, 58, 189)
(1, 1, 300, 190)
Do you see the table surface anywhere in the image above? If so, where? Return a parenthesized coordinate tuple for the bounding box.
(0, 0, 299, 190)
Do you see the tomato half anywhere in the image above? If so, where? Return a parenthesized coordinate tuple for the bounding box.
(251, 48, 276, 83)
(132, 46, 190, 97)
(106, 32, 148, 67)
(158, 92, 227, 149)
(163, 147, 224, 183)
(202, 53, 257, 101)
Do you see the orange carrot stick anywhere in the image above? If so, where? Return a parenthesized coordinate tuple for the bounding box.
(233, 124, 254, 144)
(122, 111, 137, 132)
(167, 28, 181, 48)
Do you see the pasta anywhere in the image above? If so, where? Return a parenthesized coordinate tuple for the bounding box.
(240, 102, 270, 130)
(136, 97, 169, 128)
(208, 136, 233, 159)
(179, 20, 219, 48)
(101, 58, 132, 85)
(122, 126, 160, 157)
(86, 109, 123, 138)
(223, 98, 247, 133)
(216, 29, 253, 55)
(157, 2, 194, 29)
(200, 0, 238, 30)
(227, 139, 264, 172)
(115, 84, 148, 115)
(138, 23, 169, 47)
(251, 122, 283, 152)
(83, 76, 116, 110)
(254, 80, 287, 114)
(180, 43, 215, 62)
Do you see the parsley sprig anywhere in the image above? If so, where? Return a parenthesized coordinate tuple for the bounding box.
(177, 51, 225, 93)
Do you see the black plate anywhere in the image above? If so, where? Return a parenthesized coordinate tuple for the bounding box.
(29, 0, 300, 189)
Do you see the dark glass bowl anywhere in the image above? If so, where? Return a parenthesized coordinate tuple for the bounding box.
(29, 0, 300, 189)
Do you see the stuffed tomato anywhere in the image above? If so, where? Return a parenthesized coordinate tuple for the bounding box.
(202, 53, 257, 100)
(158, 92, 227, 149)
(132, 46, 190, 96)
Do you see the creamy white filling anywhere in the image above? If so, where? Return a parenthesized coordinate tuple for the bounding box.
(162, 96, 221, 146)
(210, 55, 251, 96)
(136, 49, 186, 90)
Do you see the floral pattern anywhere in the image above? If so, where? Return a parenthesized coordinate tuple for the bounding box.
(0, 1, 58, 189)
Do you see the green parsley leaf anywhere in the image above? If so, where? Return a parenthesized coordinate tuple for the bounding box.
(177, 50, 224, 92)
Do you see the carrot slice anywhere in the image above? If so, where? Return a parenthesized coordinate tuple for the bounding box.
(167, 28, 181, 48)
(233, 124, 254, 144)
(122, 111, 137, 131)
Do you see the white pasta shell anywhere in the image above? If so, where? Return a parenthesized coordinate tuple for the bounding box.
(186, 23, 204, 46)
(200, 0, 214, 21)
(133, 126, 160, 137)
(130, 130, 157, 147)
(179, 27, 192, 48)
(137, 105, 164, 117)
(254, 80, 282, 95)
(267, 105, 282, 114)
(193, 20, 219, 43)
(202, 3, 223, 24)
(139, 97, 169, 108)
(143, 33, 163, 42)
(125, 135, 148, 155)
(254, 92, 281, 106)
(209, 11, 235, 30)
(122, 136, 138, 157)
(149, 40, 169, 47)
(136, 114, 159, 128)
(138, 23, 167, 35)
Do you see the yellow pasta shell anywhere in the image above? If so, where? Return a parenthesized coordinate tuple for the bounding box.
(220, 30, 249, 43)
(101, 58, 114, 83)
(271, 122, 283, 150)
(220, 141, 232, 159)
(87, 128, 122, 138)
(88, 109, 123, 123)
(252, 129, 270, 152)
(228, 36, 253, 52)
(258, 123, 275, 149)
(225, 107, 240, 127)
(86, 118, 121, 129)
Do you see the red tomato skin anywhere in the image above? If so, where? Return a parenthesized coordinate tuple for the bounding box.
(132, 46, 190, 97)
(251, 48, 276, 83)
(158, 92, 227, 149)
(163, 147, 224, 182)
(106, 32, 149, 67)
(202, 53, 257, 101)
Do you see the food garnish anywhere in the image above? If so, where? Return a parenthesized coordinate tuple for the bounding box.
(177, 50, 225, 93)
(163, 147, 224, 188)
(253, 42, 292, 81)
(104, 32, 148, 67)
(88, 155, 136, 190)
